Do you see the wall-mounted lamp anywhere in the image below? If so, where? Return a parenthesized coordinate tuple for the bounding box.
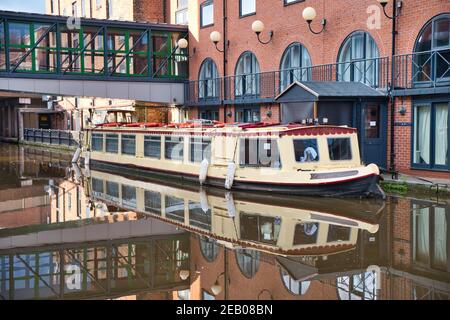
(302, 7, 326, 35)
(210, 31, 229, 53)
(378, 0, 402, 20)
(177, 39, 196, 58)
(179, 269, 190, 281)
(211, 271, 229, 296)
(252, 20, 273, 45)
(227, 110, 233, 118)
(265, 109, 272, 118)
(398, 105, 406, 115)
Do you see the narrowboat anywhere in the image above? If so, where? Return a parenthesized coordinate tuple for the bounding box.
(83, 121, 385, 198)
(86, 169, 384, 256)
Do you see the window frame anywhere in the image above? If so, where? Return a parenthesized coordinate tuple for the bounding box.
(283, 0, 305, 6)
(327, 137, 353, 162)
(239, 137, 281, 168)
(121, 134, 136, 156)
(144, 135, 162, 159)
(239, 0, 256, 18)
(198, 58, 220, 100)
(91, 133, 104, 152)
(200, 1, 214, 28)
(189, 136, 212, 163)
(279, 42, 312, 90)
(293, 138, 320, 163)
(234, 51, 260, 97)
(105, 133, 119, 154)
(164, 135, 184, 161)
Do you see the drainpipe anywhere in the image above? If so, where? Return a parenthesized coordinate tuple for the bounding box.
(223, 0, 228, 122)
(389, 0, 398, 177)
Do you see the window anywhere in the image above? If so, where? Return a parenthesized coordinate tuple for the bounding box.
(240, 0, 256, 17)
(239, 138, 281, 168)
(235, 249, 260, 278)
(199, 236, 219, 262)
(203, 290, 215, 300)
(165, 195, 185, 222)
(235, 106, 260, 123)
(198, 58, 219, 99)
(105, 134, 118, 153)
(337, 31, 380, 86)
(414, 14, 450, 83)
(284, 0, 304, 5)
(327, 225, 351, 242)
(293, 139, 319, 162)
(337, 272, 377, 300)
(121, 135, 135, 155)
(81, 0, 86, 17)
(176, 0, 189, 25)
(96, 0, 102, 9)
(293, 223, 319, 245)
(190, 137, 211, 163)
(280, 42, 312, 90)
(235, 51, 260, 96)
(200, 1, 214, 28)
(281, 269, 311, 295)
(240, 213, 281, 245)
(145, 190, 161, 214)
(165, 136, 184, 161)
(327, 138, 352, 161)
(413, 103, 448, 168)
(92, 133, 103, 151)
(122, 185, 136, 208)
(106, 181, 119, 200)
(72, 1, 78, 16)
(92, 178, 104, 194)
(144, 136, 161, 158)
(189, 201, 211, 230)
(200, 107, 219, 121)
(107, 0, 113, 18)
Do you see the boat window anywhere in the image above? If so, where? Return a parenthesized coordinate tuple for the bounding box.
(327, 225, 351, 242)
(165, 136, 184, 161)
(293, 223, 319, 245)
(91, 133, 103, 152)
(121, 184, 137, 209)
(144, 190, 161, 215)
(165, 195, 185, 222)
(327, 138, 352, 161)
(293, 139, 319, 162)
(121, 134, 136, 155)
(105, 134, 119, 153)
(92, 178, 104, 196)
(240, 213, 281, 245)
(189, 201, 211, 231)
(105, 181, 119, 201)
(144, 135, 161, 158)
(190, 137, 212, 163)
(239, 138, 281, 168)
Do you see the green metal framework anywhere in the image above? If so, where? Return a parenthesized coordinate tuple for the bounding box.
(0, 10, 188, 81)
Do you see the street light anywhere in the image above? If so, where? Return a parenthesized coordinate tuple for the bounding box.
(177, 38, 196, 58)
(302, 7, 326, 35)
(377, 0, 402, 19)
(251, 20, 273, 45)
(211, 271, 229, 296)
(210, 31, 226, 53)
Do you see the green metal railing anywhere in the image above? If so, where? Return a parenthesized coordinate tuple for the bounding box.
(0, 10, 189, 81)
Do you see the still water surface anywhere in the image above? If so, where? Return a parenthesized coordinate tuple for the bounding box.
(0, 142, 449, 300)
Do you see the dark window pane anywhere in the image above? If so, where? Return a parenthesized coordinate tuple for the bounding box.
(144, 136, 161, 158)
(105, 181, 119, 200)
(92, 133, 103, 151)
(165, 136, 184, 160)
(190, 137, 211, 163)
(239, 138, 281, 168)
(327, 225, 351, 242)
(189, 201, 211, 230)
(92, 178, 104, 193)
(294, 223, 319, 245)
(145, 190, 161, 215)
(105, 134, 118, 153)
(327, 138, 352, 161)
(122, 185, 136, 208)
(121, 134, 136, 155)
(294, 139, 319, 162)
(165, 195, 185, 222)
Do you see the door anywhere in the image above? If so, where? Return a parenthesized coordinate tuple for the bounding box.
(360, 103, 387, 169)
(38, 114, 51, 129)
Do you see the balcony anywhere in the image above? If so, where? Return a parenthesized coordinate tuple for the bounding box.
(185, 57, 389, 106)
(394, 50, 450, 94)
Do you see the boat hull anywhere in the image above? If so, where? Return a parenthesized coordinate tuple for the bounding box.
(88, 159, 385, 199)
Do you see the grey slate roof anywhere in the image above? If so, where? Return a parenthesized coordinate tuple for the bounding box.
(275, 81, 387, 103)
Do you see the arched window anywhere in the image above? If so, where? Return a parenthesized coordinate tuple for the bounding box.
(280, 268, 311, 295)
(234, 51, 260, 97)
(198, 58, 219, 99)
(280, 43, 312, 91)
(199, 236, 220, 262)
(235, 249, 260, 278)
(413, 14, 450, 83)
(337, 272, 377, 300)
(337, 31, 380, 86)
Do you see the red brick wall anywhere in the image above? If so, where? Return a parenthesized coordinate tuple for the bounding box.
(134, 0, 167, 23)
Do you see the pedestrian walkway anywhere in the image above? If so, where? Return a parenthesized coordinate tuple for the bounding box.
(382, 171, 450, 193)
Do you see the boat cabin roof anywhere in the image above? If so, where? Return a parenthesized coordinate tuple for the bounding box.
(90, 122, 357, 137)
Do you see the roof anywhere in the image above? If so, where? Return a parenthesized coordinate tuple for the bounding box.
(275, 81, 388, 103)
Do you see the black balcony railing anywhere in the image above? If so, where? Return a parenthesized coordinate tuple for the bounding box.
(394, 50, 450, 89)
(185, 57, 389, 106)
(24, 128, 82, 147)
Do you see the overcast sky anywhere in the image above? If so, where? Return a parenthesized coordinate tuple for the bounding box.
(0, 0, 45, 14)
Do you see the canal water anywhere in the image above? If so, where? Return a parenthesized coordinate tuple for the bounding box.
(0, 142, 448, 300)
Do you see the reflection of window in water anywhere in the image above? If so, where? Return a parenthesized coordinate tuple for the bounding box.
(165, 195, 185, 222)
(235, 249, 260, 278)
(92, 178, 104, 194)
(178, 289, 190, 300)
(327, 225, 351, 243)
(105, 181, 119, 200)
(413, 202, 448, 271)
(337, 272, 377, 300)
(240, 213, 281, 245)
(280, 269, 311, 295)
(294, 139, 319, 162)
(121, 185, 136, 209)
(189, 201, 211, 231)
(202, 290, 215, 300)
(199, 236, 220, 262)
(144, 190, 161, 215)
(294, 223, 319, 245)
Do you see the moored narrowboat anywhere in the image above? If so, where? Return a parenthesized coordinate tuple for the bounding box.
(83, 121, 385, 198)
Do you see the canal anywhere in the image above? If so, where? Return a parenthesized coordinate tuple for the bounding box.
(0, 142, 448, 300)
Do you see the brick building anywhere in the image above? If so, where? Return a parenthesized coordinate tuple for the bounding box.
(182, 0, 450, 178)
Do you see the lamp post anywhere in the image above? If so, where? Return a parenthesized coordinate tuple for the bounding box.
(302, 7, 326, 35)
(377, 0, 402, 179)
(251, 20, 273, 45)
(177, 38, 196, 58)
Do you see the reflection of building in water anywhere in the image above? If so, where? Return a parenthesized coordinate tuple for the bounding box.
(84, 170, 449, 300)
(0, 235, 189, 300)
